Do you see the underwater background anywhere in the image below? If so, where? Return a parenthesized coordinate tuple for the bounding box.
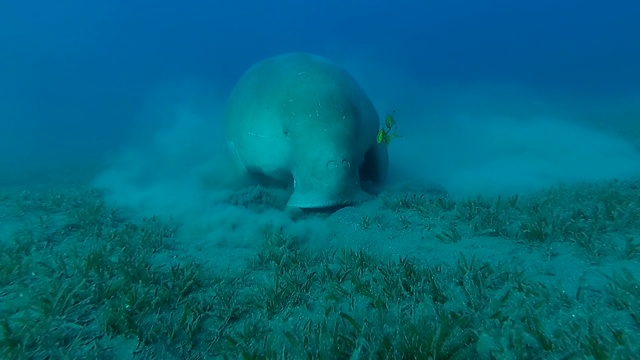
(1, 0, 640, 358)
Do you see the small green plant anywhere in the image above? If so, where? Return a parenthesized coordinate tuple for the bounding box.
(397, 214, 411, 229)
(360, 214, 372, 229)
(519, 209, 554, 242)
(458, 196, 512, 237)
(395, 193, 432, 215)
(255, 224, 300, 270)
(623, 235, 640, 259)
(607, 268, 640, 314)
(435, 222, 462, 243)
(435, 196, 457, 211)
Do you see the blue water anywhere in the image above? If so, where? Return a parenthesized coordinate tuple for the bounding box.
(1, 0, 639, 169)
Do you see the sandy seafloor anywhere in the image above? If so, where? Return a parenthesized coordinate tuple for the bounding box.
(1, 158, 640, 359)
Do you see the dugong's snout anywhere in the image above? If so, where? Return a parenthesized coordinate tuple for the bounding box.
(287, 156, 362, 209)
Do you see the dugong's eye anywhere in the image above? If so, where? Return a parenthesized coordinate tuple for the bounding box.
(282, 129, 289, 136)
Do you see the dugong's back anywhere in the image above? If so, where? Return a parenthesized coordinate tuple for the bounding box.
(224, 53, 386, 208)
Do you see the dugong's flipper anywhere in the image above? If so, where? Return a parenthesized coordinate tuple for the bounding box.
(360, 142, 389, 190)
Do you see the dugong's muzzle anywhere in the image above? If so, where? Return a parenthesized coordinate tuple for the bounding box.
(287, 156, 361, 209)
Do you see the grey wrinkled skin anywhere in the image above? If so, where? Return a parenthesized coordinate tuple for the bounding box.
(224, 52, 388, 209)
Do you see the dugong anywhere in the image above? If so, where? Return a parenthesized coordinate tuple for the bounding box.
(224, 52, 388, 208)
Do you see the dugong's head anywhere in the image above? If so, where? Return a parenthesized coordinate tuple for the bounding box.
(225, 53, 388, 209)
(283, 95, 369, 208)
